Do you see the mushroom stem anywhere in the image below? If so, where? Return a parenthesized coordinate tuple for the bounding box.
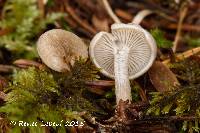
(114, 41, 132, 104)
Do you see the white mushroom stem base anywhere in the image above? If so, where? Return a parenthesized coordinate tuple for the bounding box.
(114, 45, 132, 104)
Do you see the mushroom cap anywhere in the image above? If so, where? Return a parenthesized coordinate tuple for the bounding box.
(37, 29, 88, 72)
(89, 23, 157, 79)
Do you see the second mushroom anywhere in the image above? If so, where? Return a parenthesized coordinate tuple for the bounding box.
(89, 23, 157, 104)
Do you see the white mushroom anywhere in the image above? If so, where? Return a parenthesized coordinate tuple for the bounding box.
(89, 23, 157, 104)
(37, 29, 88, 72)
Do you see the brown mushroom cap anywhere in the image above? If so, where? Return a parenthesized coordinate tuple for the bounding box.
(89, 23, 157, 79)
(37, 29, 88, 72)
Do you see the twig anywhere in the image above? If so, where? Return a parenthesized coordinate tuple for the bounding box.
(132, 81, 148, 102)
(86, 80, 113, 95)
(102, 0, 121, 23)
(172, 5, 188, 52)
(0, 65, 15, 73)
(169, 115, 198, 121)
(64, 16, 78, 28)
(132, 9, 153, 24)
(125, 115, 199, 125)
(113, 9, 199, 32)
(162, 47, 200, 65)
(64, 3, 97, 35)
(138, 87, 148, 102)
(167, 23, 200, 32)
(126, 1, 173, 15)
(154, 11, 177, 22)
(115, 9, 176, 26)
(85, 80, 114, 95)
(37, 0, 45, 18)
(85, 80, 114, 87)
(13, 59, 43, 69)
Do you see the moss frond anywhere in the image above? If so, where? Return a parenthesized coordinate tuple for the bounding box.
(150, 28, 173, 48)
(0, 59, 101, 132)
(147, 58, 200, 132)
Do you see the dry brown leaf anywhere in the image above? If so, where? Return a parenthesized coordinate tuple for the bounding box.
(148, 61, 180, 92)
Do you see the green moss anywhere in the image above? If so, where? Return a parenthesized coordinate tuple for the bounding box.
(0, 59, 101, 132)
(0, 67, 65, 132)
(185, 36, 200, 47)
(147, 58, 200, 132)
(0, 0, 64, 59)
(150, 28, 173, 48)
(56, 59, 100, 112)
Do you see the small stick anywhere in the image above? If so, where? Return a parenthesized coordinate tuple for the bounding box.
(13, 59, 43, 69)
(85, 80, 114, 87)
(64, 4, 97, 34)
(162, 47, 200, 65)
(115, 9, 198, 32)
(102, 0, 121, 23)
(167, 23, 200, 32)
(172, 5, 188, 52)
(0, 65, 15, 73)
(125, 115, 199, 125)
(86, 80, 114, 95)
(64, 16, 78, 28)
(37, 0, 45, 18)
(138, 86, 148, 102)
(132, 81, 148, 102)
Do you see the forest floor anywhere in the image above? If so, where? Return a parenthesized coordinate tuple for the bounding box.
(0, 0, 200, 133)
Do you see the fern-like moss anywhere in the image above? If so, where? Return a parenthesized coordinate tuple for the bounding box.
(56, 59, 100, 112)
(147, 58, 200, 132)
(0, 68, 65, 133)
(0, 59, 101, 132)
